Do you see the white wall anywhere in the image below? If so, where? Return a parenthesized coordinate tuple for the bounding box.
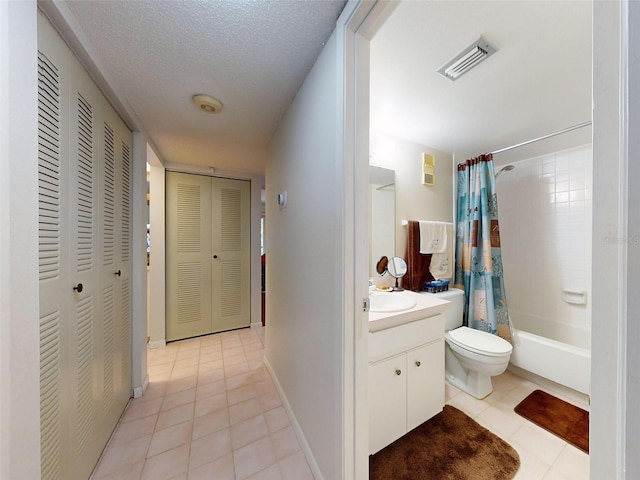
(148, 148, 167, 346)
(591, 1, 638, 477)
(132, 134, 150, 395)
(498, 144, 592, 349)
(0, 2, 41, 478)
(265, 30, 343, 479)
(624, 2, 640, 476)
(370, 134, 454, 258)
(591, 1, 620, 476)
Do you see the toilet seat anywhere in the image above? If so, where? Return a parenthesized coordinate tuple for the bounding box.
(447, 326, 512, 357)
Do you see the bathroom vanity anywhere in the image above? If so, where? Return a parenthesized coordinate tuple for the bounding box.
(368, 290, 450, 454)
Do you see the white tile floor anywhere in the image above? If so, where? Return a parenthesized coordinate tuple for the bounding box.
(92, 328, 589, 479)
(446, 371, 590, 480)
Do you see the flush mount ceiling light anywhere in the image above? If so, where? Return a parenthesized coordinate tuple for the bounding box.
(192, 94, 223, 114)
(437, 36, 497, 81)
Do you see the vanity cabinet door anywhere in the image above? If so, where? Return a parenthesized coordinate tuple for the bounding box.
(406, 340, 444, 432)
(369, 353, 407, 454)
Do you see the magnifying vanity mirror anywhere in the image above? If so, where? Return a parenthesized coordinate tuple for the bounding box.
(387, 256, 407, 291)
(370, 166, 395, 277)
(376, 256, 389, 276)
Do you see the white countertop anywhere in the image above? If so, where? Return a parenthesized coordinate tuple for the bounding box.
(368, 289, 451, 333)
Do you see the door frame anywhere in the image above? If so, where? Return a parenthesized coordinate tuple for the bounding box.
(150, 164, 264, 346)
(338, 1, 399, 478)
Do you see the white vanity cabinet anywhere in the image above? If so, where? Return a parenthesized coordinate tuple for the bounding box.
(368, 314, 444, 455)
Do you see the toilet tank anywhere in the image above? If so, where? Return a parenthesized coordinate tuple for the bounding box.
(424, 288, 465, 331)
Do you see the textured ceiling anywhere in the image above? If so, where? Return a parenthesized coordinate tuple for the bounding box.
(64, 0, 347, 175)
(370, 1, 592, 164)
(60, 1, 591, 176)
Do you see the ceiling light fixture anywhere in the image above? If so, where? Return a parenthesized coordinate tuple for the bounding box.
(192, 94, 223, 114)
(437, 36, 497, 81)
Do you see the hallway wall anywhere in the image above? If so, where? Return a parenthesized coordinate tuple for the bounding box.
(265, 31, 343, 479)
(0, 2, 41, 478)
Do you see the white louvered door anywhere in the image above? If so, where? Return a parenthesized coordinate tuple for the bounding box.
(37, 12, 132, 480)
(37, 24, 70, 479)
(166, 172, 250, 341)
(166, 172, 213, 340)
(210, 176, 251, 332)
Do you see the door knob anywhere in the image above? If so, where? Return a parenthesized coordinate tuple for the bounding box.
(73, 283, 83, 293)
(115, 270, 122, 276)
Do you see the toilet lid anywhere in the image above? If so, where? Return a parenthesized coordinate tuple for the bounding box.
(448, 326, 512, 355)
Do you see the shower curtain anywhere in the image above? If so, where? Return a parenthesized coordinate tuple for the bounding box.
(454, 154, 512, 341)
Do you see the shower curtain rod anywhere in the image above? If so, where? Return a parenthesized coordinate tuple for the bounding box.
(491, 121, 592, 155)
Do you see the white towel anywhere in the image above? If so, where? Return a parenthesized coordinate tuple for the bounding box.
(417, 221, 453, 279)
(429, 225, 453, 279)
(419, 221, 449, 254)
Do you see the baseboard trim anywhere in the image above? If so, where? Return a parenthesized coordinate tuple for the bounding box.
(148, 339, 166, 349)
(133, 374, 150, 399)
(263, 357, 322, 479)
(250, 321, 263, 330)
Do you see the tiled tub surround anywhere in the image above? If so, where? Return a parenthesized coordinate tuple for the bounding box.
(498, 144, 592, 350)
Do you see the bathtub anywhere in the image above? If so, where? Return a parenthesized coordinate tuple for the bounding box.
(509, 328, 590, 395)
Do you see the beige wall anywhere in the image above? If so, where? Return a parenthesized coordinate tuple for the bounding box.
(370, 134, 454, 260)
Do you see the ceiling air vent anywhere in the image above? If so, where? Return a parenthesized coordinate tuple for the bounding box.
(437, 37, 497, 81)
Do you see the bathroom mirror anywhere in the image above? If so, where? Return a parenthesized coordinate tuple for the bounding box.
(370, 166, 395, 277)
(387, 256, 407, 278)
(387, 256, 407, 291)
(376, 256, 389, 275)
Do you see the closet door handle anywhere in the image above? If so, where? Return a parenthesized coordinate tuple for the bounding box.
(395, 369, 402, 376)
(115, 270, 122, 276)
(73, 283, 83, 293)
(213, 255, 218, 259)
(415, 360, 421, 367)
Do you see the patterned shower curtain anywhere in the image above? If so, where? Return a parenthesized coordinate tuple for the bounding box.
(454, 154, 512, 341)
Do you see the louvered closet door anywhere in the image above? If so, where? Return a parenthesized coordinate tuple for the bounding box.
(104, 108, 133, 421)
(166, 172, 250, 341)
(166, 172, 214, 341)
(38, 12, 132, 480)
(37, 18, 71, 480)
(210, 176, 251, 333)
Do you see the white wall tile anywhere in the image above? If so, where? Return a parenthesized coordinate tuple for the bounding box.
(498, 144, 592, 346)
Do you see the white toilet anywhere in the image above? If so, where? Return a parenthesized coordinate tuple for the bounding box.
(425, 288, 513, 399)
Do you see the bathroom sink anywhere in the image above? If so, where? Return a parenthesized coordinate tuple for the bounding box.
(369, 292, 417, 313)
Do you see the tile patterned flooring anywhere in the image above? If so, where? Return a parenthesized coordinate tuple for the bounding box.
(92, 328, 589, 479)
(446, 371, 590, 480)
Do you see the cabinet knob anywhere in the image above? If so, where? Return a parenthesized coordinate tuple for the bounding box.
(395, 369, 401, 376)
(415, 360, 421, 367)
(213, 255, 218, 259)
(115, 269, 122, 276)
(73, 283, 83, 293)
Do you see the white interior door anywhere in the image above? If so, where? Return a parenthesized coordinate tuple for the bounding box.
(210, 176, 251, 333)
(38, 12, 132, 480)
(166, 172, 250, 341)
(37, 20, 71, 478)
(166, 172, 213, 340)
